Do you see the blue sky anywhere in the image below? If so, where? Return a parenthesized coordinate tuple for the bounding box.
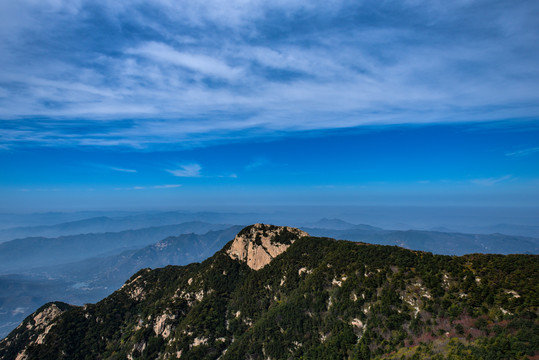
(0, 0, 538, 211)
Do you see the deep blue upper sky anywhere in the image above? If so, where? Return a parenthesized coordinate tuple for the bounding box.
(0, 1, 538, 211)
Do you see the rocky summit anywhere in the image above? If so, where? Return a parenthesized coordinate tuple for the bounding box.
(0, 225, 537, 360)
(226, 224, 309, 270)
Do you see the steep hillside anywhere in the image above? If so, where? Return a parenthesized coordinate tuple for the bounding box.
(1, 224, 537, 360)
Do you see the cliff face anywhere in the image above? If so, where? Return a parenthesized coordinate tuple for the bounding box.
(1, 225, 538, 360)
(226, 223, 309, 270)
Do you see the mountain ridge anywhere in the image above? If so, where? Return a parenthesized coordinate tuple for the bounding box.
(1, 224, 537, 359)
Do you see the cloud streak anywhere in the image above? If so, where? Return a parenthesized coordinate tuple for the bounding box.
(115, 184, 182, 190)
(1, 0, 538, 149)
(167, 164, 202, 177)
(165, 163, 237, 178)
(87, 163, 138, 173)
(110, 166, 137, 173)
(470, 175, 513, 187)
(126, 42, 242, 80)
(153, 184, 182, 189)
(506, 147, 539, 157)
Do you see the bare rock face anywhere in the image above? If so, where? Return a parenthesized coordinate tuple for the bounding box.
(1, 302, 73, 360)
(227, 224, 309, 270)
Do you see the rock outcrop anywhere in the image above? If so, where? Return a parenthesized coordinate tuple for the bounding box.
(0, 302, 73, 360)
(226, 224, 309, 270)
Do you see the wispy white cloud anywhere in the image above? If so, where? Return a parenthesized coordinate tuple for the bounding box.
(110, 166, 137, 173)
(166, 164, 202, 177)
(87, 163, 138, 173)
(153, 184, 182, 188)
(506, 147, 539, 157)
(470, 175, 513, 186)
(216, 173, 238, 178)
(245, 158, 269, 170)
(126, 42, 242, 79)
(115, 184, 182, 190)
(0, 0, 538, 148)
(165, 163, 237, 178)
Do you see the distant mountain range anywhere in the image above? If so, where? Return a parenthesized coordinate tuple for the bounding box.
(1, 224, 537, 359)
(0, 222, 233, 273)
(305, 218, 383, 231)
(34, 226, 245, 287)
(304, 227, 539, 256)
(469, 223, 539, 238)
(0, 211, 256, 242)
(3, 210, 539, 242)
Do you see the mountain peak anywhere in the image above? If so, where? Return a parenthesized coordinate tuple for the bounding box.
(226, 224, 309, 270)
